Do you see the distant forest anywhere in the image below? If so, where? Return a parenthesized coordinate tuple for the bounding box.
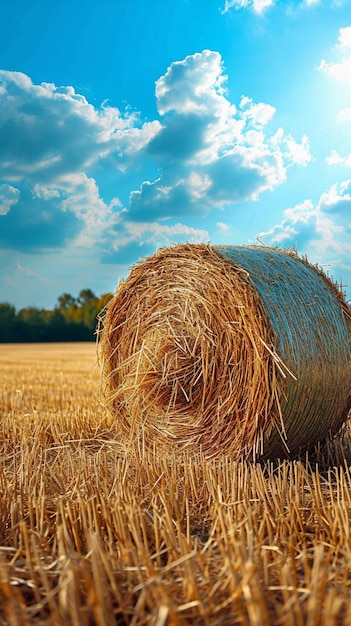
(0, 289, 113, 342)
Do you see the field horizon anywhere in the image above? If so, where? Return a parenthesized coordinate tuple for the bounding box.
(1, 342, 351, 625)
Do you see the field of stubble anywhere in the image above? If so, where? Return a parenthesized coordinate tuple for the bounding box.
(1, 342, 351, 626)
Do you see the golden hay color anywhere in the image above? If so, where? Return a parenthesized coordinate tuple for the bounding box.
(4, 343, 351, 624)
(99, 243, 351, 460)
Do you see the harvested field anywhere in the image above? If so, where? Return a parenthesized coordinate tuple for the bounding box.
(1, 342, 351, 625)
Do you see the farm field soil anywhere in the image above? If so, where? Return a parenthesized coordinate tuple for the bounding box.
(1, 342, 351, 625)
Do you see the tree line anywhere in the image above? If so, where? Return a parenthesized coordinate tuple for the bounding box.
(0, 289, 113, 342)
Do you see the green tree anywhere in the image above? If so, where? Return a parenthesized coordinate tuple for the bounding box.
(43, 309, 68, 341)
(17, 307, 47, 342)
(57, 293, 77, 310)
(77, 289, 96, 306)
(0, 303, 16, 341)
(0, 288, 114, 343)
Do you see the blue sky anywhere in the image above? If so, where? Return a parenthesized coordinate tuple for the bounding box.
(1, 0, 351, 309)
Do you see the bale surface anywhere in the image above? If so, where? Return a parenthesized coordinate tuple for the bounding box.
(99, 244, 351, 460)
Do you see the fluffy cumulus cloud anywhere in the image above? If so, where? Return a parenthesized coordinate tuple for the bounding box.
(258, 181, 351, 280)
(127, 51, 311, 223)
(319, 26, 351, 82)
(0, 70, 158, 251)
(0, 71, 160, 183)
(0, 53, 311, 262)
(327, 150, 351, 166)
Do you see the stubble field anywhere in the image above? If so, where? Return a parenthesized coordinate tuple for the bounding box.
(1, 342, 351, 625)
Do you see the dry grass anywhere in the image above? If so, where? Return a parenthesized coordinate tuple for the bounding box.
(2, 343, 351, 624)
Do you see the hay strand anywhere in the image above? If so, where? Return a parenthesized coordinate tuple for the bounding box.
(99, 244, 351, 460)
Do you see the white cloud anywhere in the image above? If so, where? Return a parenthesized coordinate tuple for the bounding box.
(0, 69, 158, 184)
(339, 25, 351, 49)
(221, 0, 273, 14)
(258, 182, 351, 272)
(221, 0, 326, 13)
(284, 134, 312, 167)
(33, 184, 60, 200)
(101, 221, 209, 264)
(0, 183, 20, 215)
(128, 50, 311, 221)
(216, 221, 229, 232)
(337, 107, 351, 121)
(319, 26, 351, 83)
(326, 149, 351, 166)
(0, 70, 160, 251)
(156, 50, 229, 116)
(319, 180, 351, 213)
(239, 96, 276, 126)
(0, 54, 312, 265)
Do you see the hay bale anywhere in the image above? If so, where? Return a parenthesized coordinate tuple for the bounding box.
(99, 243, 351, 460)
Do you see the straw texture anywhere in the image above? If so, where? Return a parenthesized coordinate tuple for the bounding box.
(99, 243, 351, 460)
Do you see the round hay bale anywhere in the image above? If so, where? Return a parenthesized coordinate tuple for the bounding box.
(99, 243, 351, 460)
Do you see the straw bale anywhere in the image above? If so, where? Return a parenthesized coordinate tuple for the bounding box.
(98, 243, 351, 460)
